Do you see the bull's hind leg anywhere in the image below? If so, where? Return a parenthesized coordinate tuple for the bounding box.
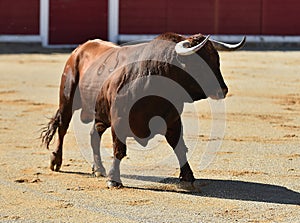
(165, 118, 195, 182)
(42, 63, 80, 171)
(50, 103, 73, 171)
(91, 122, 107, 177)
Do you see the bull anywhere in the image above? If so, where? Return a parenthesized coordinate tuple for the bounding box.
(41, 32, 245, 188)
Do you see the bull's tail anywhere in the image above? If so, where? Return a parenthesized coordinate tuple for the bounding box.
(40, 110, 61, 149)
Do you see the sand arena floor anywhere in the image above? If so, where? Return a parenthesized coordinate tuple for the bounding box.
(0, 49, 299, 222)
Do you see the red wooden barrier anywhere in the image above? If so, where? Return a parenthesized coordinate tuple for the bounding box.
(120, 0, 167, 34)
(167, 0, 216, 34)
(49, 0, 108, 44)
(1, 0, 300, 45)
(262, 0, 300, 35)
(120, 0, 215, 35)
(0, 0, 39, 35)
(119, 0, 300, 36)
(217, 0, 262, 35)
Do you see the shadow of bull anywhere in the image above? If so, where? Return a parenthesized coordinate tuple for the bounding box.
(122, 174, 300, 206)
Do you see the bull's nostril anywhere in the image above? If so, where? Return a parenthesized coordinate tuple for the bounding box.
(216, 88, 228, 99)
(217, 90, 224, 99)
(222, 88, 228, 97)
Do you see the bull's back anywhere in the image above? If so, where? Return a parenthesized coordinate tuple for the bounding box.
(78, 40, 121, 123)
(60, 39, 120, 123)
(75, 39, 119, 77)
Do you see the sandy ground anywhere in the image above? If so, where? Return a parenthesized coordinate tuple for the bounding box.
(0, 50, 300, 222)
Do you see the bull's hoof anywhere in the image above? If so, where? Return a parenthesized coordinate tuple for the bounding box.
(107, 180, 123, 189)
(177, 181, 196, 190)
(179, 172, 195, 183)
(93, 169, 106, 177)
(50, 152, 62, 172)
(50, 163, 61, 172)
(94, 171, 106, 177)
(92, 165, 106, 177)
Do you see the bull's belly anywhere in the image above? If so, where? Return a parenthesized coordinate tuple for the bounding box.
(119, 96, 183, 146)
(130, 115, 167, 146)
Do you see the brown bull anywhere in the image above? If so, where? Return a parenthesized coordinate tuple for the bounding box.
(41, 32, 245, 188)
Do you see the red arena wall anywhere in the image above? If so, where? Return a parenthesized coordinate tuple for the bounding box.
(119, 0, 216, 35)
(262, 0, 300, 35)
(0, 0, 39, 35)
(119, 0, 300, 36)
(49, 0, 108, 45)
(1, 0, 300, 45)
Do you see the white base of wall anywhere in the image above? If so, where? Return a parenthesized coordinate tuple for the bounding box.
(0, 35, 77, 48)
(43, 44, 78, 49)
(0, 35, 41, 42)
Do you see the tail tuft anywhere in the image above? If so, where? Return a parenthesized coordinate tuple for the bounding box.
(40, 110, 61, 149)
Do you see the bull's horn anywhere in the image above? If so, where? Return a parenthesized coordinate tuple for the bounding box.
(175, 35, 210, 56)
(210, 36, 246, 51)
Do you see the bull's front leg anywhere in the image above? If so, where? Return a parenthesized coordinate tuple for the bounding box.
(165, 118, 195, 183)
(91, 122, 107, 177)
(107, 125, 127, 188)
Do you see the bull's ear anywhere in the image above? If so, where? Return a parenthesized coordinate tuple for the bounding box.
(182, 41, 191, 48)
(175, 35, 210, 56)
(210, 36, 246, 51)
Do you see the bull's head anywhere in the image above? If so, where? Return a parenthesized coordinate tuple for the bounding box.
(174, 34, 246, 101)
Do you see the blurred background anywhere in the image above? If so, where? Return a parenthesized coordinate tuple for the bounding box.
(0, 0, 299, 49)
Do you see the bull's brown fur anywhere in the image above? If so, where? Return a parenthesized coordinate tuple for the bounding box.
(41, 32, 232, 187)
